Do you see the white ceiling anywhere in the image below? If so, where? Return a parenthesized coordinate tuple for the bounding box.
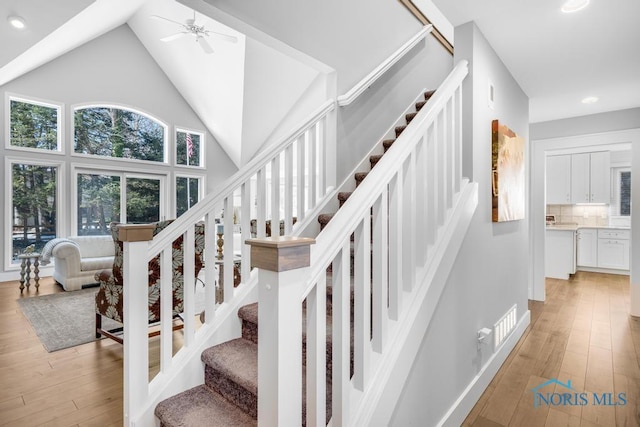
(431, 0, 640, 123)
(2, 0, 638, 129)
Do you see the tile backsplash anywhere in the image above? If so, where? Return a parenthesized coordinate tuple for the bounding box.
(547, 204, 609, 227)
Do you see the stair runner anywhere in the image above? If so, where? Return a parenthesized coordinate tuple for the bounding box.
(154, 90, 435, 426)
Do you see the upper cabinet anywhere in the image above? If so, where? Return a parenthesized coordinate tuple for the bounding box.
(547, 155, 572, 204)
(570, 151, 610, 204)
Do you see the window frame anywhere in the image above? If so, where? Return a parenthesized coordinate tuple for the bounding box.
(175, 127, 205, 169)
(71, 164, 169, 236)
(4, 156, 66, 270)
(175, 172, 206, 218)
(614, 167, 631, 217)
(71, 103, 169, 165)
(5, 93, 64, 154)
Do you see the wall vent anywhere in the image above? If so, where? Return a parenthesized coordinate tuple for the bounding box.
(493, 304, 517, 350)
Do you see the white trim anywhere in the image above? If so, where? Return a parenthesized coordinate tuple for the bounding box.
(5, 93, 64, 153)
(175, 173, 206, 219)
(4, 156, 66, 270)
(436, 310, 531, 427)
(409, 0, 454, 46)
(71, 165, 169, 235)
(336, 26, 433, 107)
(175, 127, 205, 169)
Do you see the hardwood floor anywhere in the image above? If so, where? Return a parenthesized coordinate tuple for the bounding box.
(2, 272, 638, 426)
(464, 271, 640, 427)
(0, 277, 124, 426)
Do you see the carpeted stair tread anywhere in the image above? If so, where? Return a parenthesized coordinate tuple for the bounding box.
(424, 90, 435, 100)
(415, 100, 426, 111)
(202, 338, 258, 418)
(383, 139, 395, 152)
(318, 213, 334, 230)
(395, 125, 407, 137)
(370, 154, 383, 168)
(405, 112, 417, 123)
(338, 192, 352, 207)
(238, 303, 259, 344)
(355, 172, 368, 187)
(155, 385, 256, 427)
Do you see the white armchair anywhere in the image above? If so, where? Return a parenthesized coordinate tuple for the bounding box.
(51, 235, 115, 291)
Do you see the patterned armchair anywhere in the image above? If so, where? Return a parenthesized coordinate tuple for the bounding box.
(95, 220, 205, 343)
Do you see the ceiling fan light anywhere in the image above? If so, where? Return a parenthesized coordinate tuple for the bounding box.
(561, 0, 590, 13)
(8, 15, 26, 30)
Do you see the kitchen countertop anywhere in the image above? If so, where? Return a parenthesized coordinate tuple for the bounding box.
(546, 224, 630, 231)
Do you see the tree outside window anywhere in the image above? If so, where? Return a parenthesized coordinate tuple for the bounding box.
(11, 164, 57, 260)
(9, 99, 60, 151)
(176, 176, 201, 217)
(176, 130, 202, 167)
(74, 106, 165, 162)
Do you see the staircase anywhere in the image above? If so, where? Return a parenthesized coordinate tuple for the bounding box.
(153, 90, 437, 426)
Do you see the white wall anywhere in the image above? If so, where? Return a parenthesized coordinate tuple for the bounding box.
(531, 108, 640, 140)
(201, 0, 425, 94)
(0, 25, 237, 279)
(390, 21, 530, 425)
(240, 37, 322, 165)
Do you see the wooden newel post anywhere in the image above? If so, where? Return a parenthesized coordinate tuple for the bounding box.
(246, 236, 316, 427)
(118, 224, 155, 427)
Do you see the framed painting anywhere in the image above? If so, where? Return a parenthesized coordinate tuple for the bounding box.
(491, 120, 525, 222)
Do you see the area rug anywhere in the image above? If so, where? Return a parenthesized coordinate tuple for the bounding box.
(17, 288, 122, 352)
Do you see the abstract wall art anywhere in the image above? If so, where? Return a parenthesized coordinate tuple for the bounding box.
(491, 120, 525, 222)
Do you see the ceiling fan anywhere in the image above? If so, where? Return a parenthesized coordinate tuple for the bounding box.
(151, 11, 238, 54)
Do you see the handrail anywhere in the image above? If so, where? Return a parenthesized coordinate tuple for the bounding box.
(399, 0, 454, 54)
(308, 59, 468, 288)
(148, 99, 336, 256)
(336, 25, 432, 107)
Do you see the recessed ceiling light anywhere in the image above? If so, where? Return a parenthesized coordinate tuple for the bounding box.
(582, 96, 599, 104)
(7, 15, 26, 30)
(561, 0, 590, 13)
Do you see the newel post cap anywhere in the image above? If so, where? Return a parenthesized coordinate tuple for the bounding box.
(117, 223, 156, 242)
(246, 236, 316, 272)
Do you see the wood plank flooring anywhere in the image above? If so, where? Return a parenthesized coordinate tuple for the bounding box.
(464, 271, 640, 427)
(1, 271, 638, 426)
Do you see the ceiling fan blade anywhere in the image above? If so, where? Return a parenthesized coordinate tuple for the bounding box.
(208, 31, 238, 43)
(151, 15, 186, 27)
(197, 37, 214, 54)
(161, 32, 188, 42)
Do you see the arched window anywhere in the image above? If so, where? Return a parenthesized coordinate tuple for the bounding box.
(74, 105, 166, 162)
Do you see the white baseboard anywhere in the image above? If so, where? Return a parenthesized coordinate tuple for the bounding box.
(437, 310, 531, 427)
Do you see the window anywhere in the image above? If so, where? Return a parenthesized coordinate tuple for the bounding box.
(75, 170, 165, 235)
(619, 171, 631, 216)
(10, 162, 59, 263)
(176, 129, 203, 167)
(8, 97, 61, 151)
(176, 176, 202, 217)
(74, 106, 166, 162)
(611, 168, 631, 217)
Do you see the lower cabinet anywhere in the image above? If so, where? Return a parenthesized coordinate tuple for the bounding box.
(546, 229, 576, 280)
(597, 229, 630, 270)
(577, 228, 598, 267)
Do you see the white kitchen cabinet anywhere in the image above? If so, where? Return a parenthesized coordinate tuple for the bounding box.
(577, 228, 597, 267)
(597, 229, 630, 270)
(590, 152, 611, 203)
(571, 152, 610, 204)
(546, 155, 571, 204)
(546, 229, 576, 279)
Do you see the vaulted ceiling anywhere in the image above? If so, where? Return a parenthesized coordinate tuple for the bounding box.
(2, 0, 639, 133)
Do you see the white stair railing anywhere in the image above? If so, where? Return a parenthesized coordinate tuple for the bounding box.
(253, 60, 476, 426)
(119, 99, 336, 426)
